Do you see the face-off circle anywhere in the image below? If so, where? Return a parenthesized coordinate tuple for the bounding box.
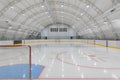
(56, 52, 120, 70)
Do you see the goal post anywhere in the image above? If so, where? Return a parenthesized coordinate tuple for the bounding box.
(0, 45, 32, 79)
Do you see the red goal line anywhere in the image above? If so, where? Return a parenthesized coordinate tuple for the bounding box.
(37, 78, 120, 80)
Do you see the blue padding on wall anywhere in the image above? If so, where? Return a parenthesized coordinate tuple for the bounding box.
(106, 40, 108, 47)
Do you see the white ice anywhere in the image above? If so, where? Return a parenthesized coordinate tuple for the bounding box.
(31, 42, 120, 79)
(1, 42, 120, 80)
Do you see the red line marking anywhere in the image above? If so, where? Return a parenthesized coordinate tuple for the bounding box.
(87, 54, 99, 62)
(1, 78, 120, 80)
(88, 55, 96, 57)
(56, 53, 120, 70)
(38, 78, 120, 80)
(87, 54, 107, 62)
(97, 57, 106, 62)
(38, 65, 45, 78)
(90, 58, 99, 62)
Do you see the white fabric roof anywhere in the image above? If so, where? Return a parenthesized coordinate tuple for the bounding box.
(0, 0, 120, 40)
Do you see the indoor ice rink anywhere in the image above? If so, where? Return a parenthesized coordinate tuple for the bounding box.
(0, 0, 120, 80)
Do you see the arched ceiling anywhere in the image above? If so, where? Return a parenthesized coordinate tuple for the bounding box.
(0, 0, 120, 40)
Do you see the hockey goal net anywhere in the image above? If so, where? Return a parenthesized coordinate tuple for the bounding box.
(0, 45, 31, 79)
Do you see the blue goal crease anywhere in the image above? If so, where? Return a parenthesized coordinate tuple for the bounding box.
(0, 64, 44, 79)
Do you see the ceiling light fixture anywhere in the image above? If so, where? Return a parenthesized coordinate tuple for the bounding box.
(61, 5, 64, 7)
(81, 13, 84, 16)
(18, 28, 22, 31)
(22, 14, 25, 16)
(41, 5, 44, 8)
(9, 27, 12, 29)
(104, 21, 108, 24)
(86, 5, 90, 8)
(11, 7, 14, 9)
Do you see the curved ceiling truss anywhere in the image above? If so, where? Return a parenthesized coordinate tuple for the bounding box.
(11, 1, 106, 39)
(0, 0, 120, 40)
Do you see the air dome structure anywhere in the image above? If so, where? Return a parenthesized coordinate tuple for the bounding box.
(0, 0, 120, 40)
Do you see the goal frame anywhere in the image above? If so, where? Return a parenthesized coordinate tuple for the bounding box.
(0, 45, 32, 80)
